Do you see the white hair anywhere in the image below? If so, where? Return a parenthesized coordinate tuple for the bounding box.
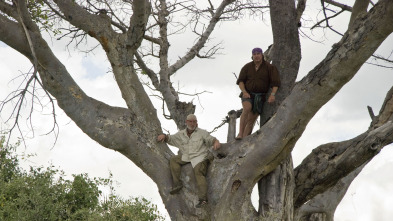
(186, 114, 197, 121)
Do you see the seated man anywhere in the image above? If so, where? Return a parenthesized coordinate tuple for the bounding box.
(157, 114, 221, 208)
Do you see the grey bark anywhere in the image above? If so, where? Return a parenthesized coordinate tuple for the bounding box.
(258, 156, 294, 221)
(1, 0, 393, 220)
(227, 110, 240, 142)
(294, 86, 393, 209)
(296, 0, 307, 26)
(294, 86, 393, 221)
(295, 161, 368, 221)
(349, 0, 369, 28)
(256, 0, 301, 220)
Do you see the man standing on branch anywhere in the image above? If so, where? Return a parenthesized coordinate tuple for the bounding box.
(236, 47, 281, 140)
(157, 114, 221, 208)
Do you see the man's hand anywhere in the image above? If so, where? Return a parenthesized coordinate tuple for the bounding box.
(239, 82, 250, 99)
(157, 134, 166, 142)
(268, 94, 276, 103)
(242, 92, 251, 99)
(268, 87, 278, 103)
(213, 139, 221, 150)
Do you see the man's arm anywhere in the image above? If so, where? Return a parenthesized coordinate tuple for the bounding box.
(213, 138, 221, 150)
(202, 130, 221, 150)
(239, 82, 250, 99)
(157, 131, 182, 147)
(268, 86, 279, 103)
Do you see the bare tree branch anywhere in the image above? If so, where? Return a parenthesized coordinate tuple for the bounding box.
(0, 1, 18, 19)
(135, 51, 160, 89)
(294, 86, 393, 209)
(349, 0, 369, 27)
(314, 1, 345, 36)
(372, 53, 393, 63)
(324, 0, 353, 11)
(167, 0, 235, 76)
(296, 0, 307, 26)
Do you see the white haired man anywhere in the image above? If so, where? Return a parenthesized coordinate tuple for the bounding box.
(157, 114, 221, 208)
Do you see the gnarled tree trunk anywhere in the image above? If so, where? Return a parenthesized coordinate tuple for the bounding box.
(1, 0, 393, 220)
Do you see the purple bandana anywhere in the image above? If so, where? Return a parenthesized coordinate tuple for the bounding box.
(252, 47, 263, 54)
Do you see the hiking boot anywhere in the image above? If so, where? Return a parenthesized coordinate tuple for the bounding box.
(170, 185, 183, 194)
(196, 199, 208, 208)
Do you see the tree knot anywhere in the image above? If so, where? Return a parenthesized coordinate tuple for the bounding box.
(231, 179, 241, 193)
(370, 137, 382, 150)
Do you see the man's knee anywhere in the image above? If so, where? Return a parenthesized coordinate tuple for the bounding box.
(242, 102, 253, 113)
(170, 155, 181, 166)
(194, 160, 208, 177)
(244, 112, 257, 123)
(246, 114, 258, 123)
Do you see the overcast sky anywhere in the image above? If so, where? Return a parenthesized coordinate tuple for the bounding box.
(1, 1, 393, 220)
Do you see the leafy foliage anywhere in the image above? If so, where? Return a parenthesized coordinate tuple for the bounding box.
(0, 136, 164, 221)
(27, 0, 60, 34)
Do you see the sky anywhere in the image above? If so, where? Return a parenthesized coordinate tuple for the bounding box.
(1, 1, 393, 220)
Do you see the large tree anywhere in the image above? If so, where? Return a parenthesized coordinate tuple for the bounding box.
(1, 0, 392, 220)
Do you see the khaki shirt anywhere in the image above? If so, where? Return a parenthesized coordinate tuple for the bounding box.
(167, 128, 216, 167)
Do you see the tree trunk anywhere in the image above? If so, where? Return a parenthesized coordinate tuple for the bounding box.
(258, 156, 294, 221)
(1, 1, 393, 220)
(227, 110, 239, 142)
(257, 0, 301, 220)
(348, 0, 369, 28)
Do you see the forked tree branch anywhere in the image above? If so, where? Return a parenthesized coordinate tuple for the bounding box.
(324, 0, 353, 11)
(294, 86, 393, 209)
(0, 0, 59, 147)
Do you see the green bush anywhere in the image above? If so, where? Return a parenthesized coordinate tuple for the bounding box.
(0, 136, 164, 221)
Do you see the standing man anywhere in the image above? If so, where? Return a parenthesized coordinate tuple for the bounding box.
(157, 114, 221, 208)
(235, 47, 281, 140)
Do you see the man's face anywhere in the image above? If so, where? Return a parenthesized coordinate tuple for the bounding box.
(186, 119, 197, 131)
(252, 52, 263, 62)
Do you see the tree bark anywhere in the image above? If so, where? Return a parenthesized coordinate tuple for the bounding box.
(295, 161, 368, 221)
(348, 0, 369, 28)
(294, 86, 393, 209)
(1, 0, 393, 220)
(227, 110, 239, 142)
(256, 0, 301, 219)
(258, 156, 294, 221)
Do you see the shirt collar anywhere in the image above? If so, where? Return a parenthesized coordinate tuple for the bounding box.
(253, 59, 265, 66)
(184, 127, 199, 134)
